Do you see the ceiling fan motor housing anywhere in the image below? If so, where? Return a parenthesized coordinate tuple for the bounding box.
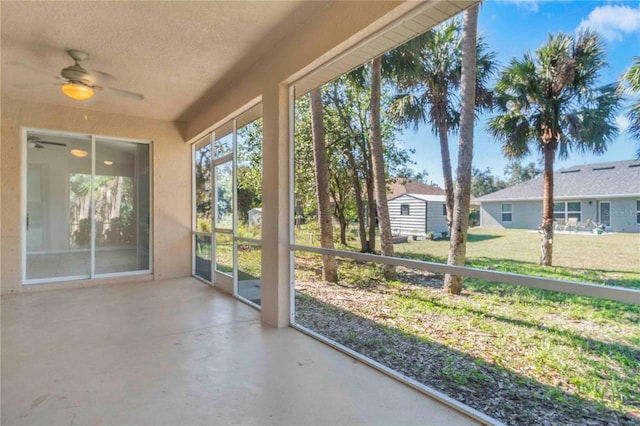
(61, 64, 93, 86)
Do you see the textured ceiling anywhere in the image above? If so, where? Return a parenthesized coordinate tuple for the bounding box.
(1, 1, 327, 122)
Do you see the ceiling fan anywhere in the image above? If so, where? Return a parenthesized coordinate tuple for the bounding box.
(56, 49, 144, 101)
(27, 136, 67, 149)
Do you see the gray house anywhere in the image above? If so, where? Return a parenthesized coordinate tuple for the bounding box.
(478, 160, 640, 233)
(388, 193, 448, 237)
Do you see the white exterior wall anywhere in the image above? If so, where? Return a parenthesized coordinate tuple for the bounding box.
(426, 201, 448, 234)
(480, 200, 541, 229)
(389, 195, 426, 236)
(611, 198, 640, 233)
(481, 198, 640, 233)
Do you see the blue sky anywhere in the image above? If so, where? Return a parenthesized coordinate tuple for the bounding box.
(399, 0, 640, 187)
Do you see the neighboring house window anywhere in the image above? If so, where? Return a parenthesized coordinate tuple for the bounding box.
(554, 201, 581, 222)
(501, 203, 512, 222)
(636, 200, 640, 224)
(442, 204, 446, 216)
(400, 204, 410, 216)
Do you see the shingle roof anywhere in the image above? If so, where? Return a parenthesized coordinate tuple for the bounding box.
(478, 160, 640, 202)
(388, 178, 445, 199)
(389, 193, 446, 202)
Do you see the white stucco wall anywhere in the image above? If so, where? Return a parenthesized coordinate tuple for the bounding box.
(1, 98, 191, 294)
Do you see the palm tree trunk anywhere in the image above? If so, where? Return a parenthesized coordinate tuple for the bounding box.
(540, 143, 555, 266)
(309, 88, 338, 282)
(444, 3, 478, 295)
(438, 122, 454, 231)
(369, 57, 395, 279)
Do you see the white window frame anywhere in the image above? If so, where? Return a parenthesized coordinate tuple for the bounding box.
(554, 201, 582, 222)
(501, 203, 513, 222)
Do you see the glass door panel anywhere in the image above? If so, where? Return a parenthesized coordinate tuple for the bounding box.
(94, 139, 150, 275)
(236, 116, 263, 305)
(195, 234, 212, 281)
(237, 242, 262, 305)
(195, 141, 212, 233)
(599, 202, 611, 227)
(214, 232, 233, 274)
(215, 161, 233, 229)
(214, 160, 233, 276)
(26, 132, 92, 281)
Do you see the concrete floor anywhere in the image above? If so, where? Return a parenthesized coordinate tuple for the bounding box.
(1, 277, 479, 425)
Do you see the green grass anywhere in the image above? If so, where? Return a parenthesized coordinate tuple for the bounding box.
(292, 228, 640, 422)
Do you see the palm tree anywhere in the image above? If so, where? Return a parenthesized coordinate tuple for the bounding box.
(488, 31, 620, 266)
(369, 56, 395, 279)
(390, 20, 495, 231)
(309, 87, 338, 282)
(619, 57, 640, 157)
(444, 4, 479, 295)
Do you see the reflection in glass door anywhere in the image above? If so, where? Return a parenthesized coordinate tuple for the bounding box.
(26, 133, 92, 281)
(94, 139, 150, 275)
(24, 130, 151, 284)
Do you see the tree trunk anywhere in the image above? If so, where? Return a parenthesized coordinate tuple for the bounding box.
(438, 121, 454, 231)
(369, 57, 395, 280)
(309, 88, 338, 282)
(444, 3, 478, 295)
(540, 143, 555, 267)
(344, 147, 369, 252)
(366, 164, 376, 253)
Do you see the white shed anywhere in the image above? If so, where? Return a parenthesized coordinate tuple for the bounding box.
(248, 208, 262, 226)
(388, 193, 448, 237)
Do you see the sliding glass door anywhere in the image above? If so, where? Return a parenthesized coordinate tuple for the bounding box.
(24, 129, 151, 284)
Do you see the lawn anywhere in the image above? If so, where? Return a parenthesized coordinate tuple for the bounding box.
(293, 227, 640, 425)
(394, 227, 640, 275)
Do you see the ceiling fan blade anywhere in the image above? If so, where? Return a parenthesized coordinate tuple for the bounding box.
(9, 61, 61, 79)
(91, 70, 116, 82)
(104, 86, 144, 101)
(36, 140, 67, 147)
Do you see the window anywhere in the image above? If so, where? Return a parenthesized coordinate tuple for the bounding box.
(401, 204, 410, 216)
(636, 200, 640, 224)
(501, 203, 513, 222)
(442, 204, 447, 216)
(554, 201, 581, 222)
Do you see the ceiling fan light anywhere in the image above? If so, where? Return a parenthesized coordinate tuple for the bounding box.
(62, 83, 93, 101)
(70, 149, 88, 158)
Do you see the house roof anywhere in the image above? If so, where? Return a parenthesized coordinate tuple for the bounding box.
(388, 178, 445, 199)
(389, 193, 446, 202)
(478, 160, 640, 202)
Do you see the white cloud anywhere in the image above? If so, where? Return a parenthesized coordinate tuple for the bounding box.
(503, 0, 539, 12)
(577, 4, 640, 42)
(615, 114, 630, 132)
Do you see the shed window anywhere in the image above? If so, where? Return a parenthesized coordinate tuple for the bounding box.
(636, 200, 640, 224)
(442, 204, 447, 216)
(400, 204, 410, 216)
(501, 203, 512, 222)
